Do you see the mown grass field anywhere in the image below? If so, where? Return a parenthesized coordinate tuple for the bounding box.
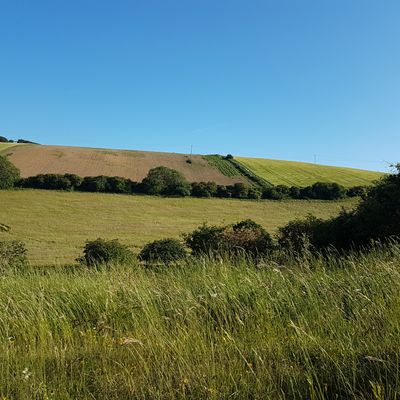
(236, 157, 383, 187)
(0, 143, 21, 151)
(0, 245, 399, 399)
(0, 190, 357, 265)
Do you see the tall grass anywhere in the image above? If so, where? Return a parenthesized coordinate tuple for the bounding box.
(0, 245, 399, 399)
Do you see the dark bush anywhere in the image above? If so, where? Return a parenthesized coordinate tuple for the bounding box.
(0, 136, 9, 143)
(80, 176, 108, 192)
(191, 181, 217, 198)
(0, 155, 20, 189)
(139, 238, 186, 264)
(0, 240, 28, 271)
(262, 187, 285, 200)
(105, 176, 132, 194)
(289, 186, 301, 199)
(183, 224, 225, 255)
(277, 215, 327, 254)
(78, 238, 134, 266)
(21, 174, 80, 191)
(222, 219, 274, 257)
(308, 182, 347, 200)
(64, 174, 83, 189)
(247, 186, 262, 199)
(347, 186, 368, 199)
(230, 182, 249, 199)
(225, 154, 234, 160)
(215, 185, 231, 198)
(17, 139, 39, 144)
(141, 166, 191, 196)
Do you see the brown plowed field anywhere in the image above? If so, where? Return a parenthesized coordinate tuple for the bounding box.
(0, 144, 247, 184)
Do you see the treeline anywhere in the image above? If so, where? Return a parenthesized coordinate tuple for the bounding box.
(0, 136, 38, 144)
(16, 165, 368, 200)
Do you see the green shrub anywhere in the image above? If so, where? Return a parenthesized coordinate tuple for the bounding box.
(216, 185, 231, 198)
(0, 240, 28, 271)
(78, 238, 134, 266)
(247, 186, 262, 199)
(105, 176, 132, 194)
(222, 219, 274, 257)
(0, 155, 20, 189)
(183, 224, 225, 255)
(139, 238, 186, 264)
(311, 182, 347, 200)
(184, 220, 273, 258)
(262, 187, 285, 200)
(191, 181, 217, 197)
(141, 166, 191, 196)
(80, 176, 108, 192)
(229, 182, 249, 199)
(277, 215, 326, 254)
(347, 185, 369, 199)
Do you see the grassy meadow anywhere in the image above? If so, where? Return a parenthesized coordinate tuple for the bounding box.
(0, 189, 357, 265)
(236, 157, 383, 187)
(0, 244, 399, 399)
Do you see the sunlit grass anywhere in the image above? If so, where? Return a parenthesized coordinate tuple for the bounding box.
(0, 189, 357, 265)
(0, 244, 399, 398)
(236, 157, 383, 187)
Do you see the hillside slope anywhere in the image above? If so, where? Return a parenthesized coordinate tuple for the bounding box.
(0, 143, 383, 187)
(0, 144, 246, 185)
(236, 157, 383, 187)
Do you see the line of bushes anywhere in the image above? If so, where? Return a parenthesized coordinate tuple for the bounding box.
(1, 165, 398, 269)
(15, 165, 369, 200)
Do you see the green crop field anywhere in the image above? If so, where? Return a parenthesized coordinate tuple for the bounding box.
(0, 190, 357, 265)
(236, 157, 383, 187)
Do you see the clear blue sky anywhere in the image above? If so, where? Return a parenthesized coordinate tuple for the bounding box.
(1, 0, 399, 172)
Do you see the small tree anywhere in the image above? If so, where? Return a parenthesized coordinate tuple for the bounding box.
(78, 238, 134, 266)
(0, 155, 20, 189)
(141, 166, 191, 196)
(139, 238, 186, 264)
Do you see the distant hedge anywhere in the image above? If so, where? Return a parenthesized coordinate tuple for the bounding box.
(12, 165, 369, 200)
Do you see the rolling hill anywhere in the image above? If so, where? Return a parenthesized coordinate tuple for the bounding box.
(0, 143, 383, 187)
(0, 143, 246, 185)
(236, 157, 383, 187)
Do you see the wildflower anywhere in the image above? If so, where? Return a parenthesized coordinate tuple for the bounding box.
(22, 368, 32, 380)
